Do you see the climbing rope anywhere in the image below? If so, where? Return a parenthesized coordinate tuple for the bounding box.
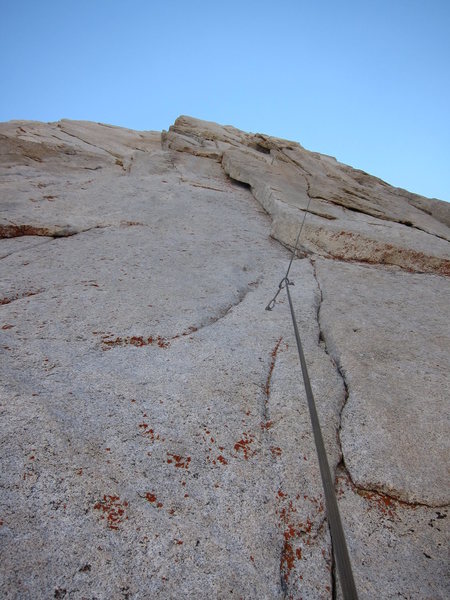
(265, 151, 358, 600)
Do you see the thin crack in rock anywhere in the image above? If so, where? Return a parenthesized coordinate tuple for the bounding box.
(0, 223, 109, 240)
(0, 289, 44, 305)
(263, 336, 283, 422)
(0, 237, 54, 259)
(96, 277, 262, 350)
(310, 257, 444, 509)
(55, 124, 124, 159)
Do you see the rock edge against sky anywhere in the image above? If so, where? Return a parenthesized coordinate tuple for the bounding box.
(0, 116, 448, 599)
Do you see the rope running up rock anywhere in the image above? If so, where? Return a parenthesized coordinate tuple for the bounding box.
(265, 149, 358, 600)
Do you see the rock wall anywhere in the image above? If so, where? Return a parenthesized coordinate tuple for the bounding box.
(1, 116, 448, 599)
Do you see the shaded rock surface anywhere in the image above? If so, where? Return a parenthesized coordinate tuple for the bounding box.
(165, 116, 450, 275)
(0, 117, 449, 599)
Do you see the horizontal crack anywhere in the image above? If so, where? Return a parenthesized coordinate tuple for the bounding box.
(0, 223, 111, 240)
(1, 289, 44, 305)
(311, 194, 450, 243)
(98, 327, 198, 350)
(180, 178, 227, 193)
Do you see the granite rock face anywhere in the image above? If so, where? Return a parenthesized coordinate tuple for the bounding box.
(1, 116, 449, 599)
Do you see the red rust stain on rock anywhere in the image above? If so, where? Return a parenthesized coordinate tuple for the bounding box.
(217, 455, 228, 465)
(265, 337, 283, 397)
(99, 326, 199, 350)
(1, 290, 42, 305)
(167, 452, 191, 469)
(270, 446, 282, 457)
(139, 423, 160, 442)
(233, 432, 255, 460)
(93, 495, 129, 530)
(358, 489, 398, 518)
(276, 491, 315, 583)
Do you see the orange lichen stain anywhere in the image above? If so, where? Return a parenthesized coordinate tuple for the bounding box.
(168, 508, 176, 516)
(93, 495, 129, 530)
(338, 471, 404, 518)
(182, 326, 198, 336)
(167, 452, 191, 469)
(276, 491, 314, 583)
(270, 446, 282, 457)
(139, 422, 160, 442)
(157, 502, 163, 509)
(250, 555, 255, 563)
(280, 540, 295, 581)
(145, 493, 157, 503)
(260, 420, 273, 431)
(174, 539, 183, 545)
(105, 448, 111, 452)
(76, 468, 83, 475)
(1, 289, 42, 305)
(358, 489, 398, 518)
(217, 455, 228, 465)
(233, 432, 255, 460)
(99, 326, 198, 350)
(265, 337, 283, 397)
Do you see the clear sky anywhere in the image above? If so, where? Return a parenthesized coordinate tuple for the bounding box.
(1, 0, 449, 201)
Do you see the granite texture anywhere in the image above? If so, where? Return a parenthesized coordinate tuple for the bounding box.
(1, 116, 449, 599)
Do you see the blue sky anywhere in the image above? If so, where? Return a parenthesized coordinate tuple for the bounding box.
(1, 0, 449, 201)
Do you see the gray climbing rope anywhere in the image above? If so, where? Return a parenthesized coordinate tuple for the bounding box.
(284, 280, 358, 599)
(265, 149, 358, 599)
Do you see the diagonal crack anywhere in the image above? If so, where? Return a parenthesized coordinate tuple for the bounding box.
(95, 277, 262, 350)
(55, 124, 123, 159)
